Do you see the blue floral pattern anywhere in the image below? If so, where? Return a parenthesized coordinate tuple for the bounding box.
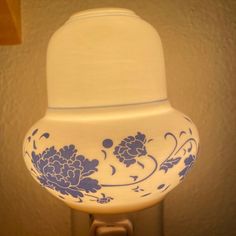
(96, 193, 114, 204)
(179, 154, 196, 180)
(24, 125, 198, 203)
(159, 157, 181, 173)
(159, 129, 198, 179)
(113, 132, 147, 167)
(86, 193, 114, 204)
(31, 145, 101, 198)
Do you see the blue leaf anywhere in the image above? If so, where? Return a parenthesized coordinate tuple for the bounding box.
(110, 165, 116, 175)
(33, 140, 37, 150)
(40, 132, 50, 139)
(160, 157, 181, 173)
(130, 175, 138, 181)
(78, 178, 101, 193)
(101, 150, 107, 160)
(140, 193, 151, 197)
(32, 129, 38, 136)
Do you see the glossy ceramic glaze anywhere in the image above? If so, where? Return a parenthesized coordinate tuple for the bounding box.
(23, 8, 199, 214)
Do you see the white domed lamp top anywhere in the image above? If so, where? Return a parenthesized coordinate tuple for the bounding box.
(47, 8, 167, 108)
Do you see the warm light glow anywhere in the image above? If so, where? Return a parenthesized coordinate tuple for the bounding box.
(23, 8, 199, 214)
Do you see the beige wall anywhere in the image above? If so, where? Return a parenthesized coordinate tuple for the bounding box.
(0, 0, 235, 235)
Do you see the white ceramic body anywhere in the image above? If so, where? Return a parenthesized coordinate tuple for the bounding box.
(23, 8, 199, 214)
(23, 101, 199, 214)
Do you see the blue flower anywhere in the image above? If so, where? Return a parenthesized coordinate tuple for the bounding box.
(31, 145, 101, 198)
(178, 154, 196, 180)
(113, 132, 147, 167)
(96, 193, 113, 204)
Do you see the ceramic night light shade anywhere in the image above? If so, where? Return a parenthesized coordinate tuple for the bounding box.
(23, 8, 199, 214)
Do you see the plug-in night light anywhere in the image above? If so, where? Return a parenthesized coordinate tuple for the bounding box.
(23, 8, 199, 215)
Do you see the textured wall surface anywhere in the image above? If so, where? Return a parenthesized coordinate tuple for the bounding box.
(0, 0, 235, 236)
(161, 1, 236, 236)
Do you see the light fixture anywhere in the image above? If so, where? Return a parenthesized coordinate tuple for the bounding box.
(23, 8, 199, 235)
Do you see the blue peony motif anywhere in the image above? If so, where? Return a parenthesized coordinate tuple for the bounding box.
(113, 132, 147, 167)
(179, 154, 196, 180)
(31, 145, 101, 198)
